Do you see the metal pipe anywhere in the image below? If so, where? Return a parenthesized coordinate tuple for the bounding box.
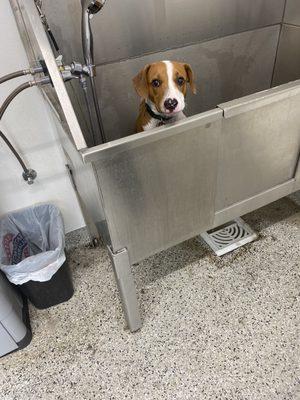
(0, 78, 50, 183)
(82, 7, 94, 70)
(81, 1, 106, 71)
(90, 75, 106, 143)
(0, 81, 34, 120)
(0, 70, 29, 85)
(81, 0, 107, 144)
(0, 77, 50, 120)
(82, 86, 96, 143)
(0, 127, 37, 184)
(0, 81, 37, 183)
(80, 75, 97, 145)
(0, 65, 45, 85)
(0, 129, 28, 173)
(0, 82, 33, 119)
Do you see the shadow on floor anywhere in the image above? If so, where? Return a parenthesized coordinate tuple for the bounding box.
(243, 194, 300, 232)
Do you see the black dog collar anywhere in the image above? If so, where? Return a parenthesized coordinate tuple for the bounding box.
(145, 102, 173, 123)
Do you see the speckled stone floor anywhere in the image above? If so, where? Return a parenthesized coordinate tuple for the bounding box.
(1, 194, 300, 400)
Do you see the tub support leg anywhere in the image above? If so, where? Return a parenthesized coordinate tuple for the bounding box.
(108, 246, 142, 332)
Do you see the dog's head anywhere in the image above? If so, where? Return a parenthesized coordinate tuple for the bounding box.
(133, 60, 196, 115)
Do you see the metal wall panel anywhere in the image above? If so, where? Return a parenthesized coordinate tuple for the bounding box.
(95, 26, 280, 141)
(42, 0, 285, 65)
(284, 0, 300, 25)
(272, 25, 300, 86)
(88, 110, 222, 263)
(272, 1, 300, 87)
(40, 0, 83, 63)
(215, 81, 300, 211)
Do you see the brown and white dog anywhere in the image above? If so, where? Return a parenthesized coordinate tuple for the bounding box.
(133, 60, 196, 133)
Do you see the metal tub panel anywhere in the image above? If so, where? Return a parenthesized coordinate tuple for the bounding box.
(284, 0, 300, 25)
(91, 0, 284, 64)
(39, 0, 285, 65)
(272, 25, 300, 86)
(215, 83, 300, 211)
(87, 110, 222, 263)
(95, 26, 280, 142)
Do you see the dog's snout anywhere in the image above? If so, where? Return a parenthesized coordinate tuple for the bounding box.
(164, 98, 178, 111)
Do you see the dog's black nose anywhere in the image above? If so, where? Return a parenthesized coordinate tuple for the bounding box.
(164, 98, 178, 111)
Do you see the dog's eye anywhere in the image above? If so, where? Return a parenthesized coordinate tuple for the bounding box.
(177, 77, 185, 86)
(151, 79, 160, 88)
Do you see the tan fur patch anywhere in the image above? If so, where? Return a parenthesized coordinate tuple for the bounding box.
(171, 62, 197, 95)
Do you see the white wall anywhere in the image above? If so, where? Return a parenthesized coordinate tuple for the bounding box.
(0, 0, 85, 233)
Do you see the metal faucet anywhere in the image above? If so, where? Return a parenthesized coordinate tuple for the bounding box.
(81, 1, 106, 74)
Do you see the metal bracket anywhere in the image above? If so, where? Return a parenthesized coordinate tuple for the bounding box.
(107, 246, 142, 332)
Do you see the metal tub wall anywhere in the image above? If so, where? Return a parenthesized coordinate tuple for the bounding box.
(82, 81, 300, 264)
(83, 110, 222, 263)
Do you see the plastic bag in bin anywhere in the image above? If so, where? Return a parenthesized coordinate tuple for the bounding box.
(0, 204, 65, 285)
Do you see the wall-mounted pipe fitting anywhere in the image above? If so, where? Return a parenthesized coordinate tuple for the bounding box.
(22, 169, 37, 185)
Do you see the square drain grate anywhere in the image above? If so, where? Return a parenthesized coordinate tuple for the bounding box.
(200, 217, 257, 256)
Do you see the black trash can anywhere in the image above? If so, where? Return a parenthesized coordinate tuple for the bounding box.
(0, 204, 74, 309)
(19, 257, 73, 309)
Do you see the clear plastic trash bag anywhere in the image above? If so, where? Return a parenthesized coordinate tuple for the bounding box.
(0, 204, 65, 285)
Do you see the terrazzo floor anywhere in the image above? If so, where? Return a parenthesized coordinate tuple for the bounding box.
(1, 194, 300, 400)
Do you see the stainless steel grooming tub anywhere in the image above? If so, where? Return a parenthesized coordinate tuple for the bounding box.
(11, 0, 300, 331)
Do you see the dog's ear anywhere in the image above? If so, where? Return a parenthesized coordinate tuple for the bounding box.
(133, 64, 151, 99)
(184, 63, 196, 94)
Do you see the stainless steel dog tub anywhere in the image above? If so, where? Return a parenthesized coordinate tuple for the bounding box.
(81, 79, 300, 259)
(12, 0, 300, 331)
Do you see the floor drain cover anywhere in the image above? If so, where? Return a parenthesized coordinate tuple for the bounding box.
(200, 217, 257, 256)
